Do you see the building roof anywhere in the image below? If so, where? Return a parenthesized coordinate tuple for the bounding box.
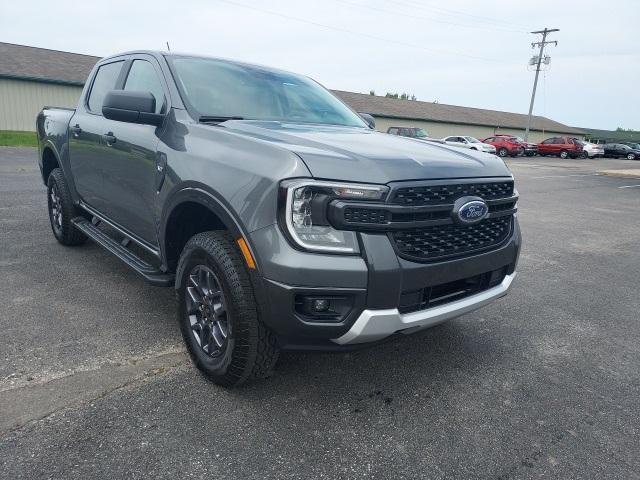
(0, 42, 582, 135)
(0, 42, 99, 86)
(333, 90, 584, 134)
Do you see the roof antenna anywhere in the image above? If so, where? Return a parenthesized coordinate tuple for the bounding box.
(166, 42, 171, 52)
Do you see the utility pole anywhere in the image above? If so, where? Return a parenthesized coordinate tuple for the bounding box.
(524, 28, 558, 142)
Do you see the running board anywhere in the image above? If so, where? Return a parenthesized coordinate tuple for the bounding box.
(72, 217, 174, 287)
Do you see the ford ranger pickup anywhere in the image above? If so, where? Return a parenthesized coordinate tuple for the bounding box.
(37, 51, 520, 386)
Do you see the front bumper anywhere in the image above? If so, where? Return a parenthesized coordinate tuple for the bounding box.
(250, 216, 521, 350)
(334, 272, 516, 344)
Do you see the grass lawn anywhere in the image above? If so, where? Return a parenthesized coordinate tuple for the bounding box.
(0, 130, 38, 147)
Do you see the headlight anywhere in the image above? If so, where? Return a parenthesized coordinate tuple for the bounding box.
(280, 179, 388, 254)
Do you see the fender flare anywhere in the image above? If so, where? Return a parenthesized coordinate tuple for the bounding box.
(160, 183, 263, 284)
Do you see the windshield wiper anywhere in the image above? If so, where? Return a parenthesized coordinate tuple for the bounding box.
(199, 115, 244, 124)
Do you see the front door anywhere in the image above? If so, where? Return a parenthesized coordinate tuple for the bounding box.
(97, 57, 169, 246)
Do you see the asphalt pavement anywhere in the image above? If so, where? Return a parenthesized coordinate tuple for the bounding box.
(1, 147, 639, 479)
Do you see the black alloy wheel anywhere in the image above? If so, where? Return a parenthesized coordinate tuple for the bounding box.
(48, 182, 64, 236)
(185, 265, 230, 358)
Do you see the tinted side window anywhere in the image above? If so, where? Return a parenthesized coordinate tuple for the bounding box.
(124, 60, 166, 114)
(87, 61, 124, 113)
(388, 128, 399, 135)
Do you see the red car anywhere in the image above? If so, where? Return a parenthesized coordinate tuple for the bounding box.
(482, 135, 524, 157)
(537, 137, 585, 159)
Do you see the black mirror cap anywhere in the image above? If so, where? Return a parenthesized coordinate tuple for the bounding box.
(358, 113, 376, 130)
(102, 90, 164, 127)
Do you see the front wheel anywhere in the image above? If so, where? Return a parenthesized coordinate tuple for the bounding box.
(47, 168, 87, 246)
(559, 150, 569, 159)
(498, 147, 508, 157)
(581, 151, 588, 159)
(627, 153, 636, 160)
(176, 231, 279, 387)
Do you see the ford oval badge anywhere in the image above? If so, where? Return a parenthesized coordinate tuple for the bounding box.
(453, 197, 489, 225)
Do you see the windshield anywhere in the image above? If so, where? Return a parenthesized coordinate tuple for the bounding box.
(414, 128, 429, 138)
(464, 136, 481, 143)
(169, 57, 366, 127)
(626, 143, 640, 149)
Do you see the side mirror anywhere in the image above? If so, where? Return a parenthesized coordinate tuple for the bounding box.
(102, 90, 164, 127)
(358, 113, 376, 130)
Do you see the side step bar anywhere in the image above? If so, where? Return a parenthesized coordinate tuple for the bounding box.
(72, 217, 174, 287)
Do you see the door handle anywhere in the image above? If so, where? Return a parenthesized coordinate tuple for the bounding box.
(70, 124, 82, 137)
(102, 132, 117, 146)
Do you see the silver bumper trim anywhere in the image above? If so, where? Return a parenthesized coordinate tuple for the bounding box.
(332, 272, 516, 345)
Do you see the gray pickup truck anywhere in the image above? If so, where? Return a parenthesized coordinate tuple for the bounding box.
(37, 51, 520, 386)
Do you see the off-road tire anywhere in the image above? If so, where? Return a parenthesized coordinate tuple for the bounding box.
(47, 168, 87, 246)
(176, 231, 279, 387)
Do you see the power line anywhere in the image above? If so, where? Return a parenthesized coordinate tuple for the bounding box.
(213, 0, 503, 62)
(524, 28, 559, 141)
(332, 0, 528, 34)
(385, 0, 533, 30)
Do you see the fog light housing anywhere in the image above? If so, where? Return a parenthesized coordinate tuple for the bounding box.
(295, 294, 354, 323)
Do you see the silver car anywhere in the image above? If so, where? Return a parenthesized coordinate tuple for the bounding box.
(443, 136, 496, 154)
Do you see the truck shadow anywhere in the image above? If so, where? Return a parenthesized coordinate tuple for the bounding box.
(227, 318, 510, 411)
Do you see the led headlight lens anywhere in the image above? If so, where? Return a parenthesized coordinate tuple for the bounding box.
(282, 180, 388, 253)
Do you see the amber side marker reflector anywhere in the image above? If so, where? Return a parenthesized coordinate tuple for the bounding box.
(237, 237, 256, 270)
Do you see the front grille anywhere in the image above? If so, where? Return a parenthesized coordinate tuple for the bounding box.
(391, 181, 514, 206)
(392, 216, 512, 261)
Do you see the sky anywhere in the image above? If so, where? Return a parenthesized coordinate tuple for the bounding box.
(1, 0, 639, 130)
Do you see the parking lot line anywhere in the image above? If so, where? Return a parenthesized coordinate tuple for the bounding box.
(531, 173, 600, 179)
(618, 184, 640, 189)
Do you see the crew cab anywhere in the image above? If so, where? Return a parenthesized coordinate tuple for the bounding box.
(537, 136, 585, 159)
(37, 51, 520, 386)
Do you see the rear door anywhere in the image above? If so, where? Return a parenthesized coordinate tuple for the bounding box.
(68, 59, 126, 212)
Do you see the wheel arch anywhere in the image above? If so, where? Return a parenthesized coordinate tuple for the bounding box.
(161, 185, 261, 284)
(41, 146, 60, 184)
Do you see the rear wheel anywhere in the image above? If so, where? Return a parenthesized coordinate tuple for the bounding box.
(176, 231, 279, 387)
(559, 150, 569, 159)
(498, 147, 508, 157)
(581, 151, 588, 159)
(47, 168, 87, 246)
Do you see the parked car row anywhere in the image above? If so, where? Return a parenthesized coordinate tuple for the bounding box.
(386, 126, 638, 161)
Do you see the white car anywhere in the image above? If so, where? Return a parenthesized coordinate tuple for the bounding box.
(576, 140, 604, 158)
(442, 136, 496, 154)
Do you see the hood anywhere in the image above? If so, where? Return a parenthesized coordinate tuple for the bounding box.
(220, 121, 512, 184)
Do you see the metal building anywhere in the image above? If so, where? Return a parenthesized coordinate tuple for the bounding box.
(0, 43, 97, 131)
(334, 90, 584, 143)
(0, 42, 584, 142)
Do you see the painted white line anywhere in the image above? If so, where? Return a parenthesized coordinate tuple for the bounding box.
(618, 184, 640, 189)
(531, 173, 599, 179)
